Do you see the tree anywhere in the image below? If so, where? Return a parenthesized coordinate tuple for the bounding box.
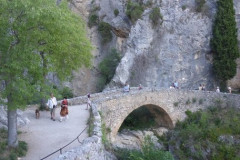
(0, 0, 92, 147)
(210, 0, 239, 88)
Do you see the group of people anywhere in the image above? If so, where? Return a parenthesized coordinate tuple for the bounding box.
(198, 84, 206, 91)
(123, 83, 143, 92)
(46, 92, 91, 122)
(46, 93, 69, 122)
(215, 86, 232, 93)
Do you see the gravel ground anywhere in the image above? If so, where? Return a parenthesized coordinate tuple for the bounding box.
(19, 104, 89, 160)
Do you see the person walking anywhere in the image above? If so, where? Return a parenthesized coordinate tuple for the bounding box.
(60, 97, 69, 122)
(216, 86, 220, 93)
(46, 93, 57, 121)
(228, 86, 232, 93)
(86, 93, 91, 110)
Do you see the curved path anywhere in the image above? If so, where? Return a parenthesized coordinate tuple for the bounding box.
(19, 104, 89, 160)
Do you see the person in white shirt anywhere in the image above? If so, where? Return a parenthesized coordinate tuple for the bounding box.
(46, 93, 57, 121)
(216, 87, 220, 93)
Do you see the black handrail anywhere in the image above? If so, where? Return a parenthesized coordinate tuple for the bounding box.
(40, 126, 88, 160)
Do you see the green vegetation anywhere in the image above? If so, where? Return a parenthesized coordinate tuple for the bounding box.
(149, 7, 162, 26)
(114, 9, 119, 17)
(126, 1, 144, 23)
(182, 5, 187, 11)
(210, 0, 239, 89)
(0, 0, 92, 147)
(88, 14, 99, 28)
(195, 0, 206, 12)
(0, 129, 27, 160)
(98, 22, 113, 44)
(119, 106, 157, 131)
(185, 99, 191, 105)
(98, 49, 121, 91)
(192, 97, 197, 103)
(173, 102, 179, 107)
(87, 108, 94, 136)
(114, 136, 174, 160)
(164, 106, 240, 159)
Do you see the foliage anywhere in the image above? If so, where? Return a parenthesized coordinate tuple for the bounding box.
(88, 14, 99, 28)
(98, 22, 113, 44)
(119, 106, 157, 131)
(182, 5, 187, 11)
(87, 108, 94, 136)
(195, 0, 206, 12)
(114, 136, 174, 160)
(149, 7, 162, 26)
(126, 1, 144, 23)
(59, 86, 73, 99)
(165, 106, 240, 159)
(0, 129, 28, 160)
(0, 0, 92, 147)
(114, 9, 119, 17)
(98, 49, 121, 91)
(210, 0, 239, 85)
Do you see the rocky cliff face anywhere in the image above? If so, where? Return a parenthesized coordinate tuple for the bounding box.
(71, 0, 240, 95)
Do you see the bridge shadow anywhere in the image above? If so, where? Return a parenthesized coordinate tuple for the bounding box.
(118, 104, 174, 132)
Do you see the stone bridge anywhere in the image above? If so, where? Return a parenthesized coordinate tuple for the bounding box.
(68, 88, 240, 143)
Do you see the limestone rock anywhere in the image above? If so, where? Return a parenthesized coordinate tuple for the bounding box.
(0, 106, 30, 129)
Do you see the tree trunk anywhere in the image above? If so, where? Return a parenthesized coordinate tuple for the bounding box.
(7, 109, 18, 148)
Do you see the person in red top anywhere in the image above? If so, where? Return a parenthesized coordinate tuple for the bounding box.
(60, 97, 69, 122)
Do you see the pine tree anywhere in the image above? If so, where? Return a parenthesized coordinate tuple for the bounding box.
(0, 0, 92, 147)
(211, 0, 239, 86)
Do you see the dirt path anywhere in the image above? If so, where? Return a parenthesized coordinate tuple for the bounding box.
(19, 104, 89, 160)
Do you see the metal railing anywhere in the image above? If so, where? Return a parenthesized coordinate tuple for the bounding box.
(40, 126, 88, 160)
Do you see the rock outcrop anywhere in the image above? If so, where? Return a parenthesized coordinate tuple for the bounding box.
(0, 106, 30, 129)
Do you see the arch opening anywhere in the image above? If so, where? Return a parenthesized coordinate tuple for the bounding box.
(119, 104, 174, 132)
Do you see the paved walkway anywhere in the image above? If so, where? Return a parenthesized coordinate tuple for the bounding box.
(19, 104, 89, 160)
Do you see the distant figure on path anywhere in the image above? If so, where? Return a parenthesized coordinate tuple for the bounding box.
(60, 97, 69, 122)
(199, 84, 202, 91)
(228, 87, 232, 93)
(138, 84, 142, 90)
(123, 83, 130, 92)
(174, 81, 179, 89)
(202, 84, 206, 91)
(86, 93, 91, 110)
(216, 86, 220, 93)
(46, 93, 57, 121)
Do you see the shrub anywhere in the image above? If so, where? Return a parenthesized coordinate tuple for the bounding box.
(126, 1, 144, 23)
(149, 7, 162, 26)
(195, 0, 206, 12)
(164, 106, 240, 159)
(182, 5, 187, 10)
(59, 87, 73, 99)
(114, 9, 119, 16)
(192, 98, 197, 103)
(88, 14, 99, 28)
(98, 49, 121, 91)
(98, 22, 112, 44)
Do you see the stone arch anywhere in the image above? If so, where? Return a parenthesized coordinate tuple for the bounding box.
(110, 103, 174, 141)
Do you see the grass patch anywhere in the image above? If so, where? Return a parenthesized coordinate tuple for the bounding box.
(0, 129, 28, 160)
(114, 9, 119, 16)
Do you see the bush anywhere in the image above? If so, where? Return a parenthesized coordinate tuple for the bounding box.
(0, 129, 28, 160)
(164, 106, 240, 159)
(59, 87, 73, 99)
(115, 136, 174, 160)
(149, 7, 162, 26)
(88, 14, 99, 28)
(98, 22, 112, 44)
(195, 0, 206, 12)
(98, 49, 121, 91)
(126, 1, 144, 23)
(114, 9, 119, 16)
